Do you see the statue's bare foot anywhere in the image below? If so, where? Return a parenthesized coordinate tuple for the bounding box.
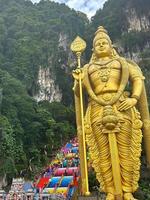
(106, 193, 115, 200)
(124, 193, 138, 200)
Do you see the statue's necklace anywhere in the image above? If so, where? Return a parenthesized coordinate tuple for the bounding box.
(94, 60, 112, 82)
(98, 65, 111, 82)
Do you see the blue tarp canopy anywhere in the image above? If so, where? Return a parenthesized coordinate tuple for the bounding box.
(47, 177, 61, 188)
(59, 176, 73, 187)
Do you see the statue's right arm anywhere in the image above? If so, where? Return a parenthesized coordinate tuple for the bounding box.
(72, 64, 88, 97)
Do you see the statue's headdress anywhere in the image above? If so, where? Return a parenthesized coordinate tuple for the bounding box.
(93, 26, 112, 47)
(90, 26, 119, 63)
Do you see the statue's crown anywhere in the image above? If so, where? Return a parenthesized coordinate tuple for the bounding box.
(95, 26, 108, 35)
(93, 26, 112, 46)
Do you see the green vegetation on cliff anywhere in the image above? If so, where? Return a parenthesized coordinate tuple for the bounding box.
(0, 0, 87, 181)
(0, 69, 75, 180)
(0, 0, 87, 96)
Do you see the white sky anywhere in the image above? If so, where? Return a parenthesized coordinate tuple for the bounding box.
(31, 0, 107, 18)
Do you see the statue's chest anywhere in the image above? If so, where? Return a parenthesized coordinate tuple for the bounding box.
(88, 61, 121, 83)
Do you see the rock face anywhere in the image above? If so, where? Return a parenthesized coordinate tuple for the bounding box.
(34, 32, 74, 103)
(58, 32, 68, 51)
(126, 8, 150, 32)
(125, 50, 142, 63)
(34, 33, 68, 103)
(122, 8, 150, 62)
(34, 66, 62, 102)
(0, 174, 7, 189)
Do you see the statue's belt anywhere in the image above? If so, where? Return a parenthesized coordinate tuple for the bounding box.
(89, 91, 130, 103)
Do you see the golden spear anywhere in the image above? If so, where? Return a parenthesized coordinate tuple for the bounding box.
(70, 36, 90, 196)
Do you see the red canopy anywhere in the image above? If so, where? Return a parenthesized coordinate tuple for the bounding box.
(36, 177, 49, 189)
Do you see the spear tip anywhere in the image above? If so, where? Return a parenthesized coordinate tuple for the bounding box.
(70, 36, 86, 53)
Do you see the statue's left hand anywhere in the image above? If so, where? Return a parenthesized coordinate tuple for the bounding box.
(118, 98, 137, 111)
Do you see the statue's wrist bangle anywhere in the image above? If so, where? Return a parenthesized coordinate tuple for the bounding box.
(131, 95, 139, 100)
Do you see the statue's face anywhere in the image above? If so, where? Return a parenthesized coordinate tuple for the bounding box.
(94, 38, 112, 58)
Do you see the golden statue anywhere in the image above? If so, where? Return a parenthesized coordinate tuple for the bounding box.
(71, 26, 150, 200)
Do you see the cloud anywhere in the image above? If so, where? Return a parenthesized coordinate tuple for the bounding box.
(31, 0, 107, 18)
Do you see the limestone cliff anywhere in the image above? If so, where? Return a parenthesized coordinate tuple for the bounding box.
(34, 32, 75, 104)
(126, 8, 150, 32)
(34, 66, 62, 102)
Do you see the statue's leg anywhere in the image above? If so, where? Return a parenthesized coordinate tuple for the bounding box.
(85, 103, 115, 197)
(116, 120, 133, 191)
(92, 121, 114, 191)
(116, 109, 142, 198)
